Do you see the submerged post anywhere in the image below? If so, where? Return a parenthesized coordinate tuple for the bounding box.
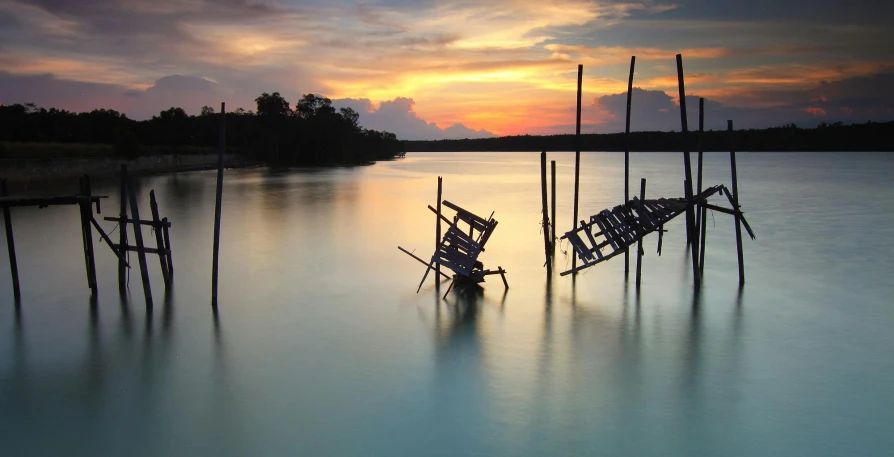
(212, 101, 226, 308)
(118, 165, 129, 294)
(550, 160, 556, 257)
(162, 217, 173, 275)
(729, 120, 745, 284)
(676, 54, 700, 286)
(635, 178, 646, 287)
(436, 176, 442, 282)
(127, 180, 153, 308)
(149, 190, 170, 287)
(1, 179, 21, 303)
(540, 151, 552, 276)
(624, 55, 636, 278)
(79, 175, 98, 294)
(571, 64, 583, 274)
(699, 203, 707, 273)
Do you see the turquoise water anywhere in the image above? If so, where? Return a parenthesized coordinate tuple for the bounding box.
(1, 152, 893, 456)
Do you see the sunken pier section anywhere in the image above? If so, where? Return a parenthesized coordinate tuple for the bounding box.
(1, 165, 173, 307)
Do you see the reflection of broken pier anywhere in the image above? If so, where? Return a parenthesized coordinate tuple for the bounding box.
(399, 177, 508, 298)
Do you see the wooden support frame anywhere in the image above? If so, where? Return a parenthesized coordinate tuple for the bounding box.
(127, 179, 153, 309)
(149, 190, 171, 287)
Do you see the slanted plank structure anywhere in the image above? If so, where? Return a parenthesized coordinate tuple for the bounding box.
(560, 184, 754, 276)
(400, 178, 508, 298)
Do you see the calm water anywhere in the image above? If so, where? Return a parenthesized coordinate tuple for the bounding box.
(1, 152, 893, 456)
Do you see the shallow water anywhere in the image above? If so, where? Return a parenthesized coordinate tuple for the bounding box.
(1, 151, 893, 456)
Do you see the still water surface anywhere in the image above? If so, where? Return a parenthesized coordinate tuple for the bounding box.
(1, 152, 893, 456)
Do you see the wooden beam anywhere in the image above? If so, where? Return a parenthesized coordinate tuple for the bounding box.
(103, 216, 171, 228)
(676, 54, 700, 286)
(212, 101, 226, 309)
(149, 190, 170, 287)
(0, 195, 106, 208)
(112, 244, 170, 255)
(118, 164, 128, 294)
(571, 63, 583, 274)
(550, 160, 556, 258)
(540, 151, 552, 275)
(624, 55, 635, 278)
(636, 178, 646, 287)
(127, 179, 153, 309)
(1, 179, 21, 303)
(399, 246, 450, 279)
(436, 177, 442, 284)
(89, 216, 130, 267)
(79, 175, 98, 294)
(729, 119, 745, 285)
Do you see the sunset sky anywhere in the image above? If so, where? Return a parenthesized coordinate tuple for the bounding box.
(1, 0, 893, 139)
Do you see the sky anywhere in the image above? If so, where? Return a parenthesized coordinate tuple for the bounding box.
(1, 0, 893, 139)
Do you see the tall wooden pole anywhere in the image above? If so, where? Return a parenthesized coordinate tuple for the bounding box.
(127, 179, 153, 309)
(79, 175, 98, 294)
(1, 179, 21, 303)
(729, 120, 745, 284)
(541, 151, 552, 276)
(550, 160, 556, 258)
(571, 64, 583, 274)
(635, 178, 646, 287)
(676, 54, 700, 286)
(118, 165, 129, 294)
(696, 97, 705, 240)
(149, 190, 170, 287)
(436, 176, 442, 282)
(698, 203, 708, 273)
(211, 102, 226, 308)
(624, 56, 636, 278)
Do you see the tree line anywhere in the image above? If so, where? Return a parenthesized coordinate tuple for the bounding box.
(0, 92, 405, 165)
(404, 121, 894, 152)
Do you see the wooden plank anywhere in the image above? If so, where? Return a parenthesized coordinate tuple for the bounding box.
(127, 179, 153, 308)
(624, 55, 635, 278)
(162, 217, 174, 275)
(571, 63, 583, 275)
(211, 101, 225, 308)
(149, 190, 170, 287)
(79, 175, 98, 294)
(118, 164, 128, 294)
(436, 177, 442, 282)
(636, 178, 646, 286)
(442, 200, 487, 226)
(89, 216, 130, 267)
(566, 231, 595, 262)
(103, 216, 171, 228)
(398, 246, 450, 279)
(540, 151, 552, 275)
(0, 195, 106, 207)
(112, 244, 170, 255)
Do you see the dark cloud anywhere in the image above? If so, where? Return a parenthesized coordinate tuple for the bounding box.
(593, 74, 894, 133)
(333, 97, 496, 140)
(0, 71, 134, 113)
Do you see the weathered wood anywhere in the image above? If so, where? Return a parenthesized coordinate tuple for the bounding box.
(118, 164, 128, 293)
(700, 202, 736, 216)
(624, 55, 636, 277)
(696, 97, 705, 246)
(162, 217, 173, 275)
(698, 203, 707, 273)
(89, 216, 130, 267)
(730, 119, 745, 284)
(498, 266, 509, 289)
(104, 216, 171, 228)
(0, 195, 106, 207)
(112, 244, 169, 255)
(571, 63, 583, 274)
(550, 160, 556, 258)
(1, 179, 21, 303)
(127, 179, 153, 308)
(79, 175, 98, 294)
(149, 190, 170, 287)
(436, 177, 442, 283)
(399, 246, 450, 279)
(676, 54, 700, 287)
(540, 152, 552, 275)
(212, 101, 226, 308)
(426, 205, 452, 225)
(636, 178, 646, 286)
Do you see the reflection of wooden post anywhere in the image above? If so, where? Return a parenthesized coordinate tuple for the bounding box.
(149, 190, 170, 287)
(699, 203, 707, 273)
(212, 102, 226, 308)
(676, 54, 700, 286)
(571, 64, 583, 274)
(624, 56, 636, 278)
(729, 120, 745, 284)
(550, 160, 556, 257)
(127, 180, 153, 309)
(635, 178, 646, 287)
(1, 179, 21, 303)
(79, 175, 98, 294)
(436, 176, 442, 283)
(540, 151, 552, 276)
(118, 165, 129, 294)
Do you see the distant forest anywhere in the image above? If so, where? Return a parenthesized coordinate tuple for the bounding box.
(405, 121, 894, 152)
(0, 92, 405, 165)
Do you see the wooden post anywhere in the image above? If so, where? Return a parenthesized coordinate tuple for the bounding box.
(696, 97, 704, 242)
(149, 190, 170, 287)
(571, 64, 583, 274)
(635, 178, 646, 287)
(1, 179, 21, 303)
(436, 176, 442, 282)
(127, 179, 153, 309)
(162, 217, 173, 275)
(79, 175, 98, 294)
(550, 160, 556, 257)
(212, 101, 226, 308)
(118, 165, 129, 294)
(699, 203, 707, 273)
(676, 54, 700, 286)
(729, 120, 745, 284)
(624, 56, 636, 277)
(540, 151, 552, 276)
